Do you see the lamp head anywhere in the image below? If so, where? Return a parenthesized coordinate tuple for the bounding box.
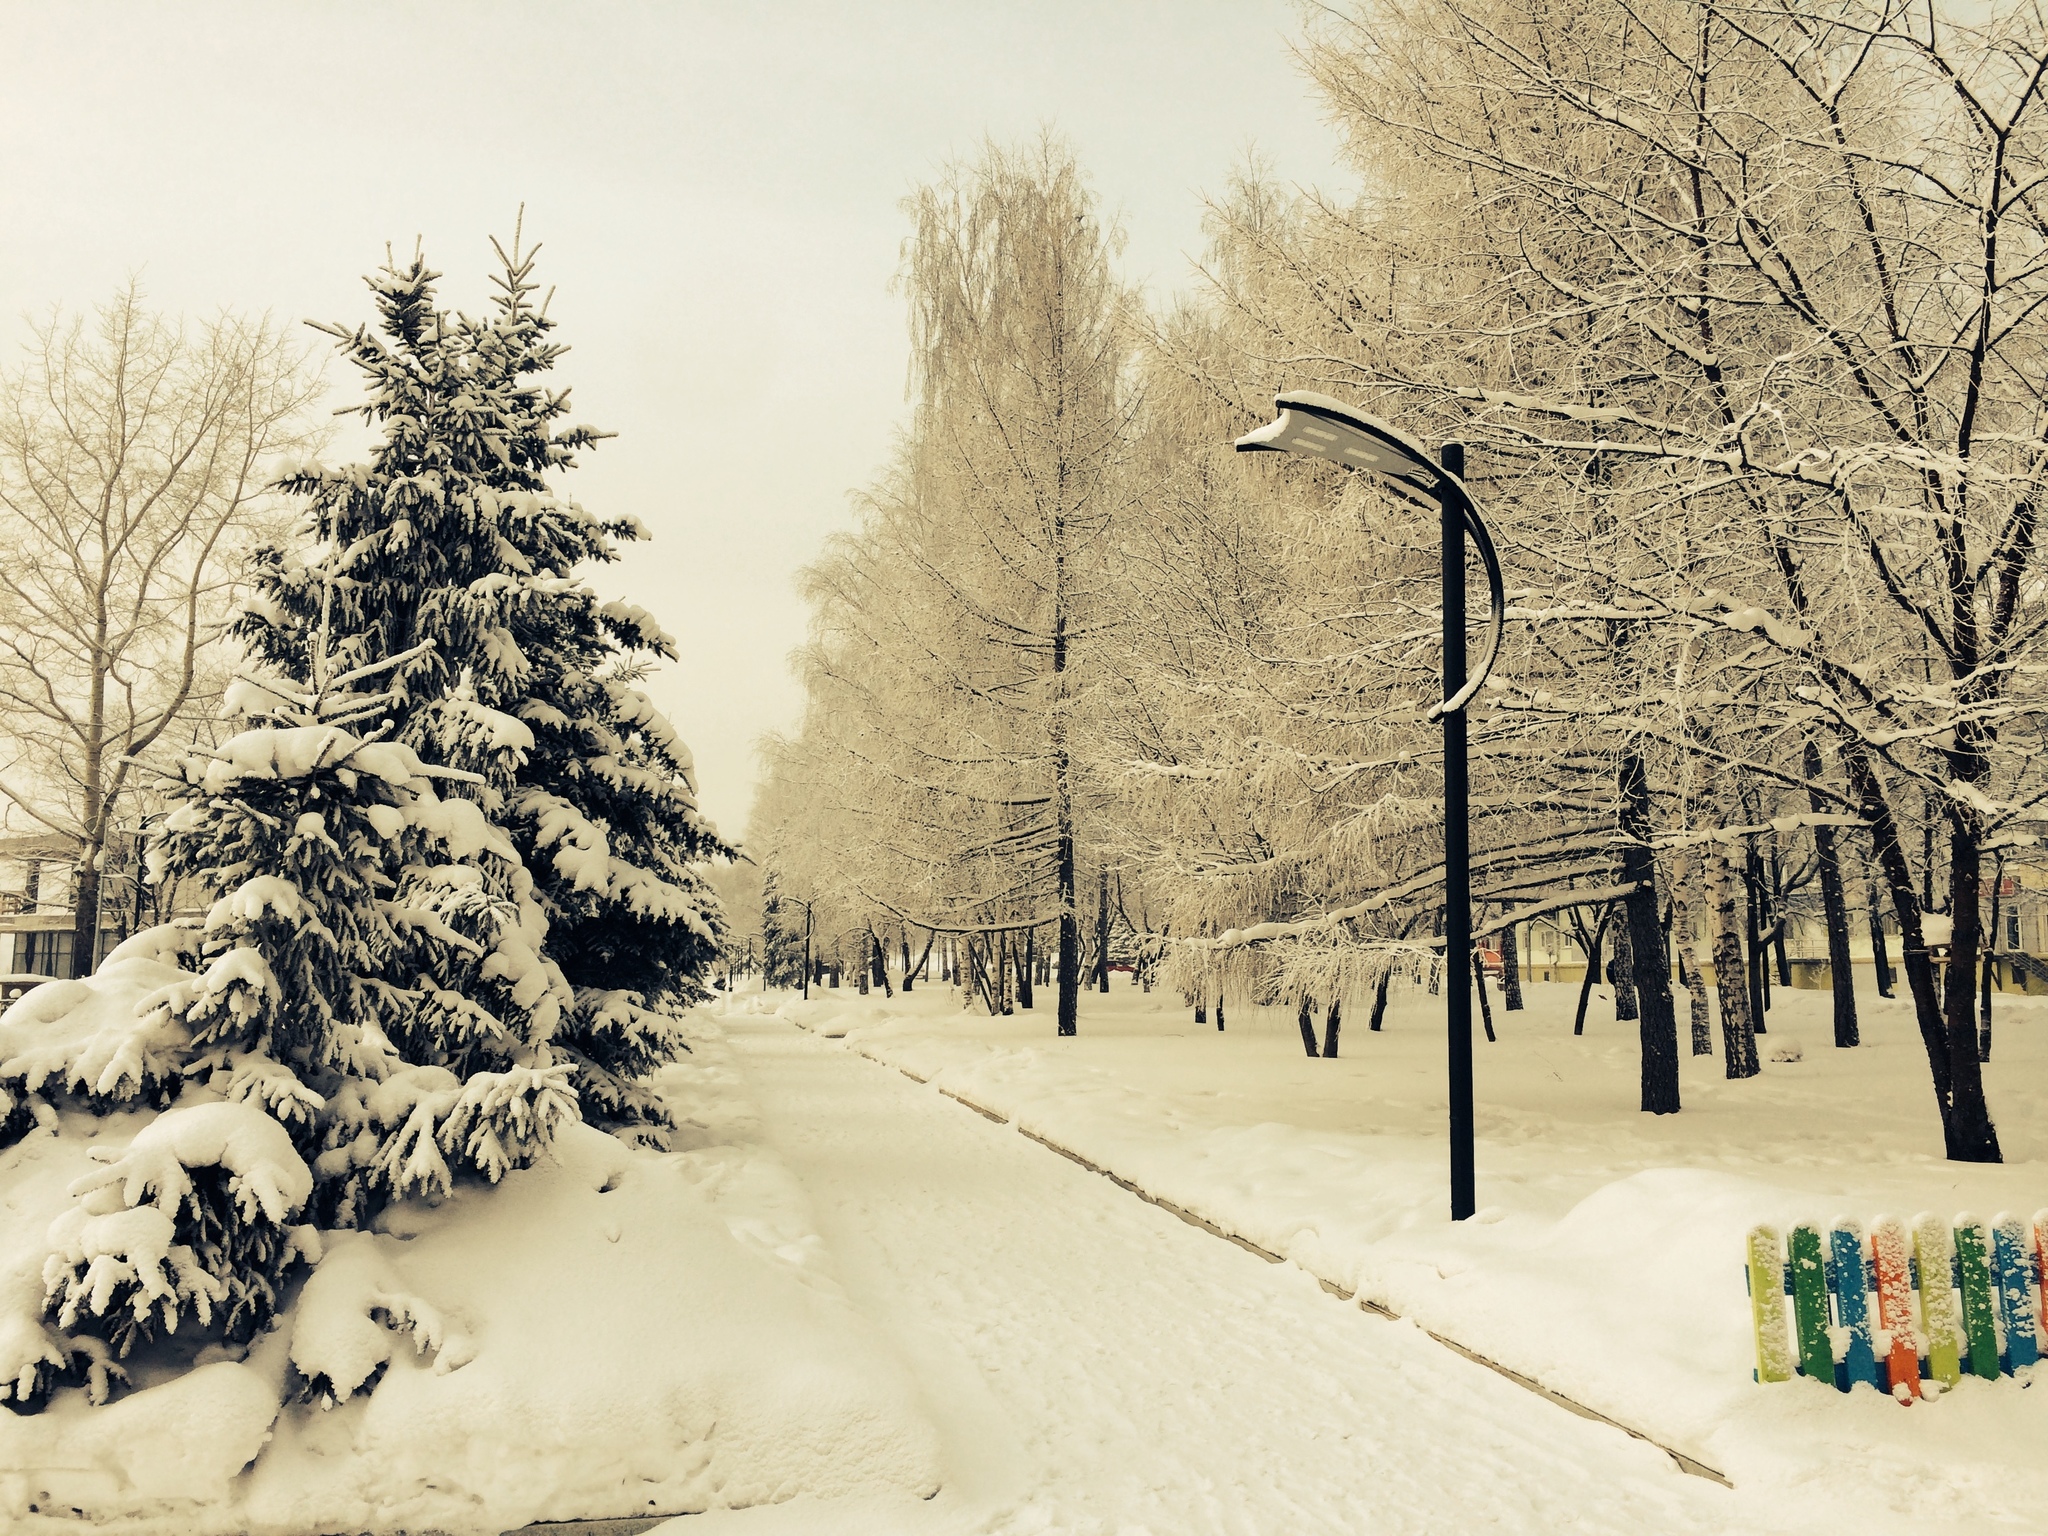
(1235, 390, 1441, 501)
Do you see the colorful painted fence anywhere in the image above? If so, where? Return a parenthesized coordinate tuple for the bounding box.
(1747, 1213, 2046, 1402)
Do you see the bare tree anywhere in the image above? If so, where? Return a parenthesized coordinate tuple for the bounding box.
(773, 136, 1136, 1035)
(0, 284, 320, 969)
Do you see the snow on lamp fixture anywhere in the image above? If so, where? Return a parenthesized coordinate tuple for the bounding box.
(1235, 392, 1504, 711)
(1236, 390, 1506, 1222)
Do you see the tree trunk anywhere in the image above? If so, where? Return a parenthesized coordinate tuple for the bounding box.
(71, 848, 101, 978)
(1609, 907, 1639, 1022)
(1841, 742, 1977, 1154)
(1672, 854, 1714, 1056)
(1863, 849, 1895, 997)
(983, 935, 1000, 1012)
(1743, 838, 1769, 1032)
(1981, 858, 2002, 1063)
(1620, 753, 1680, 1113)
(1321, 999, 1341, 1057)
(1704, 818, 1759, 1079)
(1940, 810, 2000, 1159)
(1215, 991, 1225, 1031)
(1499, 905, 1524, 1011)
(1297, 996, 1320, 1057)
(870, 928, 892, 997)
(1803, 741, 1858, 1049)
(1473, 951, 1496, 1043)
(1922, 790, 1938, 913)
(1018, 927, 1034, 1009)
(1573, 907, 1608, 1037)
(1095, 866, 1111, 992)
(1368, 970, 1393, 1032)
(1056, 823, 1078, 1037)
(1768, 838, 1792, 987)
(1427, 907, 1443, 994)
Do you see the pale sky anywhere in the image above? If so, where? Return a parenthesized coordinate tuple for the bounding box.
(0, 1, 1349, 841)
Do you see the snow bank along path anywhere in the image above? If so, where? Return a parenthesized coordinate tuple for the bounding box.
(724, 1014, 1738, 1535)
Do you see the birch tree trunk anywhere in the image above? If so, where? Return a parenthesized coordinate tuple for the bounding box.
(1672, 854, 1714, 1056)
(1705, 827, 1759, 1080)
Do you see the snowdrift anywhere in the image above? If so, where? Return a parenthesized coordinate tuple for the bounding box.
(0, 1010, 939, 1534)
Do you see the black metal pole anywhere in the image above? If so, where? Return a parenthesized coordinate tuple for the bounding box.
(1440, 441, 1475, 1222)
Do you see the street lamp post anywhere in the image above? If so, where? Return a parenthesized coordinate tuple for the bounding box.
(1236, 391, 1505, 1220)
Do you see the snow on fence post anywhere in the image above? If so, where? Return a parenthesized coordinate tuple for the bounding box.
(1994, 1215, 2040, 1371)
(1746, 1226, 1794, 1383)
(1787, 1224, 1834, 1384)
(1749, 1213, 2047, 1400)
(1871, 1218, 1922, 1401)
(1913, 1215, 1963, 1389)
(1953, 1216, 2001, 1381)
(1829, 1219, 1879, 1392)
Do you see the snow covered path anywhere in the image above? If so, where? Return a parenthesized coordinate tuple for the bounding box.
(724, 1016, 1744, 1535)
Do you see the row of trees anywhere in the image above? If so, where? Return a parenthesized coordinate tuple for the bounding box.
(754, 0, 2048, 1164)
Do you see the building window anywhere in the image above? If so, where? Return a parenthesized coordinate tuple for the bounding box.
(18, 931, 75, 979)
(2010, 908, 2024, 953)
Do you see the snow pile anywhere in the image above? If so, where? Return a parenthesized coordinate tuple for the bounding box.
(0, 1358, 283, 1519)
(287, 1229, 469, 1400)
(0, 1011, 940, 1533)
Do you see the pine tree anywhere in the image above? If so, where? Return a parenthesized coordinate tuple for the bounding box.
(10, 235, 722, 1411)
(461, 235, 732, 1135)
(238, 235, 729, 1141)
(24, 624, 581, 1406)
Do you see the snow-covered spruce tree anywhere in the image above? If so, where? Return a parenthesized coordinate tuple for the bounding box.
(464, 237, 732, 1132)
(16, 635, 579, 1409)
(161, 655, 579, 1230)
(238, 238, 728, 1141)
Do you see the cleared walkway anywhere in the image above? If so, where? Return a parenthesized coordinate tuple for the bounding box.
(726, 1017, 1742, 1535)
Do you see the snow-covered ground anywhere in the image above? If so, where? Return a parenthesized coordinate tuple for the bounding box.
(742, 974, 2048, 1530)
(684, 1009, 1733, 1534)
(9, 969, 2042, 1532)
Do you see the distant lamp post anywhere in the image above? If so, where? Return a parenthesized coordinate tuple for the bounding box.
(1236, 390, 1505, 1220)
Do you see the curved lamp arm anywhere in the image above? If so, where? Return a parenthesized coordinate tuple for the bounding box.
(1235, 390, 1506, 717)
(1430, 470, 1505, 720)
